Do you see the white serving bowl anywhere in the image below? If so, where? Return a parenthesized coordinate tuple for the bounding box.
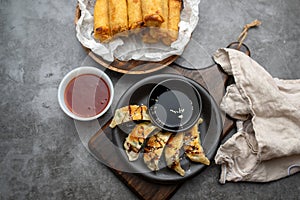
(58, 66, 114, 121)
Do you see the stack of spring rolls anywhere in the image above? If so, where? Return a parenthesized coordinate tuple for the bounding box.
(93, 0, 182, 45)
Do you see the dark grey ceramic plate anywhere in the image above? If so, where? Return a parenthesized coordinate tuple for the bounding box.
(112, 74, 222, 184)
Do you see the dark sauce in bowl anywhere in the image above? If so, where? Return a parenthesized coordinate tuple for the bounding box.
(64, 74, 110, 118)
(152, 90, 193, 128)
(148, 78, 202, 132)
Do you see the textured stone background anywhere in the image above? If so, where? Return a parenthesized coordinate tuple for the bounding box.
(1, 0, 299, 199)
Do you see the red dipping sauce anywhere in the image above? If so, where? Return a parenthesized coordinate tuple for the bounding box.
(64, 74, 110, 118)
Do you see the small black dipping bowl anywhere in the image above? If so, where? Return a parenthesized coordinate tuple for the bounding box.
(147, 78, 202, 132)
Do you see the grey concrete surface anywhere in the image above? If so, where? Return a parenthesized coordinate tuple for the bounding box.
(1, 0, 299, 199)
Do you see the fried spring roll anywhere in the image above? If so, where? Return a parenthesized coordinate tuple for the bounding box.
(108, 0, 128, 36)
(149, 0, 169, 39)
(162, 0, 182, 45)
(160, 0, 169, 35)
(141, 0, 164, 27)
(127, 0, 143, 30)
(161, 0, 169, 27)
(94, 0, 111, 42)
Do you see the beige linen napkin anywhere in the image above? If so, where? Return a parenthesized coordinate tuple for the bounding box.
(213, 48, 300, 183)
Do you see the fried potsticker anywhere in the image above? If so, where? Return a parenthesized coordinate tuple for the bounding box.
(183, 121, 210, 166)
(144, 131, 172, 171)
(165, 132, 185, 176)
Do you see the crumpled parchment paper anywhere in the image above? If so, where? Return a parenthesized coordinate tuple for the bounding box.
(76, 0, 201, 62)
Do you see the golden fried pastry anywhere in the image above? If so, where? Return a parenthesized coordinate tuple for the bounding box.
(149, 0, 169, 39)
(162, 0, 182, 45)
(161, 0, 169, 31)
(165, 132, 185, 176)
(127, 0, 144, 30)
(143, 131, 172, 171)
(109, 105, 150, 128)
(94, 0, 182, 45)
(124, 122, 159, 161)
(108, 0, 128, 35)
(94, 0, 111, 42)
(183, 120, 210, 165)
(141, 0, 164, 27)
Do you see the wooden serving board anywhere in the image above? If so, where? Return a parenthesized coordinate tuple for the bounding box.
(88, 64, 235, 200)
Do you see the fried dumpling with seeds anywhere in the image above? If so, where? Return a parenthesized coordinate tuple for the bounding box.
(124, 122, 159, 161)
(110, 105, 150, 128)
(184, 120, 210, 165)
(143, 132, 172, 171)
(165, 132, 185, 176)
